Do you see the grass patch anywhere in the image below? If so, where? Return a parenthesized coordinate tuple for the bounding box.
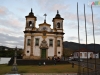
(0, 64, 87, 74)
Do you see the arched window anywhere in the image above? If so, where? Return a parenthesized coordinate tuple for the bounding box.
(29, 21, 33, 27)
(57, 22, 60, 28)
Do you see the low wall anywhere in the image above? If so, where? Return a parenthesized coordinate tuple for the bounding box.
(0, 57, 11, 64)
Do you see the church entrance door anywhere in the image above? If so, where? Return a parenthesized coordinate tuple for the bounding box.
(41, 49, 46, 59)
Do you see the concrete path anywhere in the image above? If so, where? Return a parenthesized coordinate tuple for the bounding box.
(21, 73, 77, 75)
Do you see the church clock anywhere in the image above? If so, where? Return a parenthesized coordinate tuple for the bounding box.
(42, 26, 47, 31)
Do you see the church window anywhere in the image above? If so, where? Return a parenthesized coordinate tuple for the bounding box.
(49, 39, 53, 46)
(27, 39, 31, 46)
(57, 22, 60, 28)
(35, 38, 39, 46)
(57, 40, 60, 46)
(29, 21, 33, 27)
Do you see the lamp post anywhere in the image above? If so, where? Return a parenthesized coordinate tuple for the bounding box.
(5, 47, 21, 75)
(82, 64, 85, 75)
(11, 47, 18, 74)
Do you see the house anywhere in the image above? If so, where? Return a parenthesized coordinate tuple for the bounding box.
(73, 48, 99, 59)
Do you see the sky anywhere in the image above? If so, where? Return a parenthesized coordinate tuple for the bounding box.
(0, 0, 100, 48)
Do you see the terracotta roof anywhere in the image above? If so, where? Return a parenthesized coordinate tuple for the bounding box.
(75, 48, 94, 52)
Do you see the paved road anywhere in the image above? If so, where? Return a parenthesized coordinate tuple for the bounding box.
(69, 61, 100, 75)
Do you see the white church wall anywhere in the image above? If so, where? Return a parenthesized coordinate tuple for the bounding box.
(26, 18, 35, 22)
(33, 36, 43, 56)
(57, 37, 62, 57)
(57, 30, 63, 32)
(46, 36, 55, 56)
(26, 36, 31, 56)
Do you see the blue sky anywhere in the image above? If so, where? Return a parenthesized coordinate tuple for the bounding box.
(0, 0, 100, 48)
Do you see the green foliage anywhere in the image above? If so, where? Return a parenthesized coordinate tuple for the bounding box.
(0, 50, 23, 57)
(63, 48, 74, 58)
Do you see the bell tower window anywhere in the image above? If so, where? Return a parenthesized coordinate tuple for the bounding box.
(29, 21, 33, 27)
(57, 22, 60, 28)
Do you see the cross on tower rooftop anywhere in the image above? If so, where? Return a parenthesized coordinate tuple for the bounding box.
(44, 13, 47, 23)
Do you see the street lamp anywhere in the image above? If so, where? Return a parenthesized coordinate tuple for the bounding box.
(82, 64, 85, 75)
(11, 47, 18, 74)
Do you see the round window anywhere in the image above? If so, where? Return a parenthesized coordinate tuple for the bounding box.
(27, 51, 29, 53)
(58, 52, 60, 54)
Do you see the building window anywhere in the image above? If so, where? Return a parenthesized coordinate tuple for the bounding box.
(27, 39, 31, 46)
(49, 39, 53, 46)
(35, 38, 39, 46)
(57, 40, 60, 46)
(84, 53, 87, 57)
(80, 53, 82, 57)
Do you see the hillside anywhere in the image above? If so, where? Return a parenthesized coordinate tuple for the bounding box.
(63, 41, 100, 52)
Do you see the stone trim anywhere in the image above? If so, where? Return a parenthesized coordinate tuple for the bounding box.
(24, 31, 65, 35)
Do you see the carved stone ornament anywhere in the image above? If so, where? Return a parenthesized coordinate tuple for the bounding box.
(40, 40, 48, 49)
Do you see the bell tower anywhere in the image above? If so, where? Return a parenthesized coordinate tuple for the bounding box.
(25, 8, 37, 30)
(52, 10, 64, 31)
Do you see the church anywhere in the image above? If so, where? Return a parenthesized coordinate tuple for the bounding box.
(23, 9, 65, 60)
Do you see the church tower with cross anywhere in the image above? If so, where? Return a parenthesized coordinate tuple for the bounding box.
(23, 9, 64, 60)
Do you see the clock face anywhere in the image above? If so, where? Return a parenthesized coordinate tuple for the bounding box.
(42, 26, 47, 31)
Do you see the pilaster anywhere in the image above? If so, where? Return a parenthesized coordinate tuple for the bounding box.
(23, 35, 26, 56)
(30, 34, 34, 56)
(54, 36, 57, 56)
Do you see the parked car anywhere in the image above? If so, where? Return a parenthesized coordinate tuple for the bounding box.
(78, 59, 83, 62)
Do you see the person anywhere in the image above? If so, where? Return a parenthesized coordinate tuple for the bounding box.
(43, 62, 45, 66)
(54, 60, 56, 65)
(72, 63, 74, 68)
(48, 57, 50, 60)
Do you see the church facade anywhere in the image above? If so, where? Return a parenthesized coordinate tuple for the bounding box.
(23, 9, 64, 60)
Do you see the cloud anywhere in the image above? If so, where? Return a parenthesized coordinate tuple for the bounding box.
(36, 0, 69, 12)
(0, 16, 24, 29)
(17, 8, 26, 13)
(0, 6, 24, 48)
(0, 33, 23, 48)
(0, 27, 24, 37)
(0, 6, 25, 37)
(0, 6, 8, 16)
(5, 41, 18, 44)
(50, 4, 69, 11)
(67, 36, 78, 40)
